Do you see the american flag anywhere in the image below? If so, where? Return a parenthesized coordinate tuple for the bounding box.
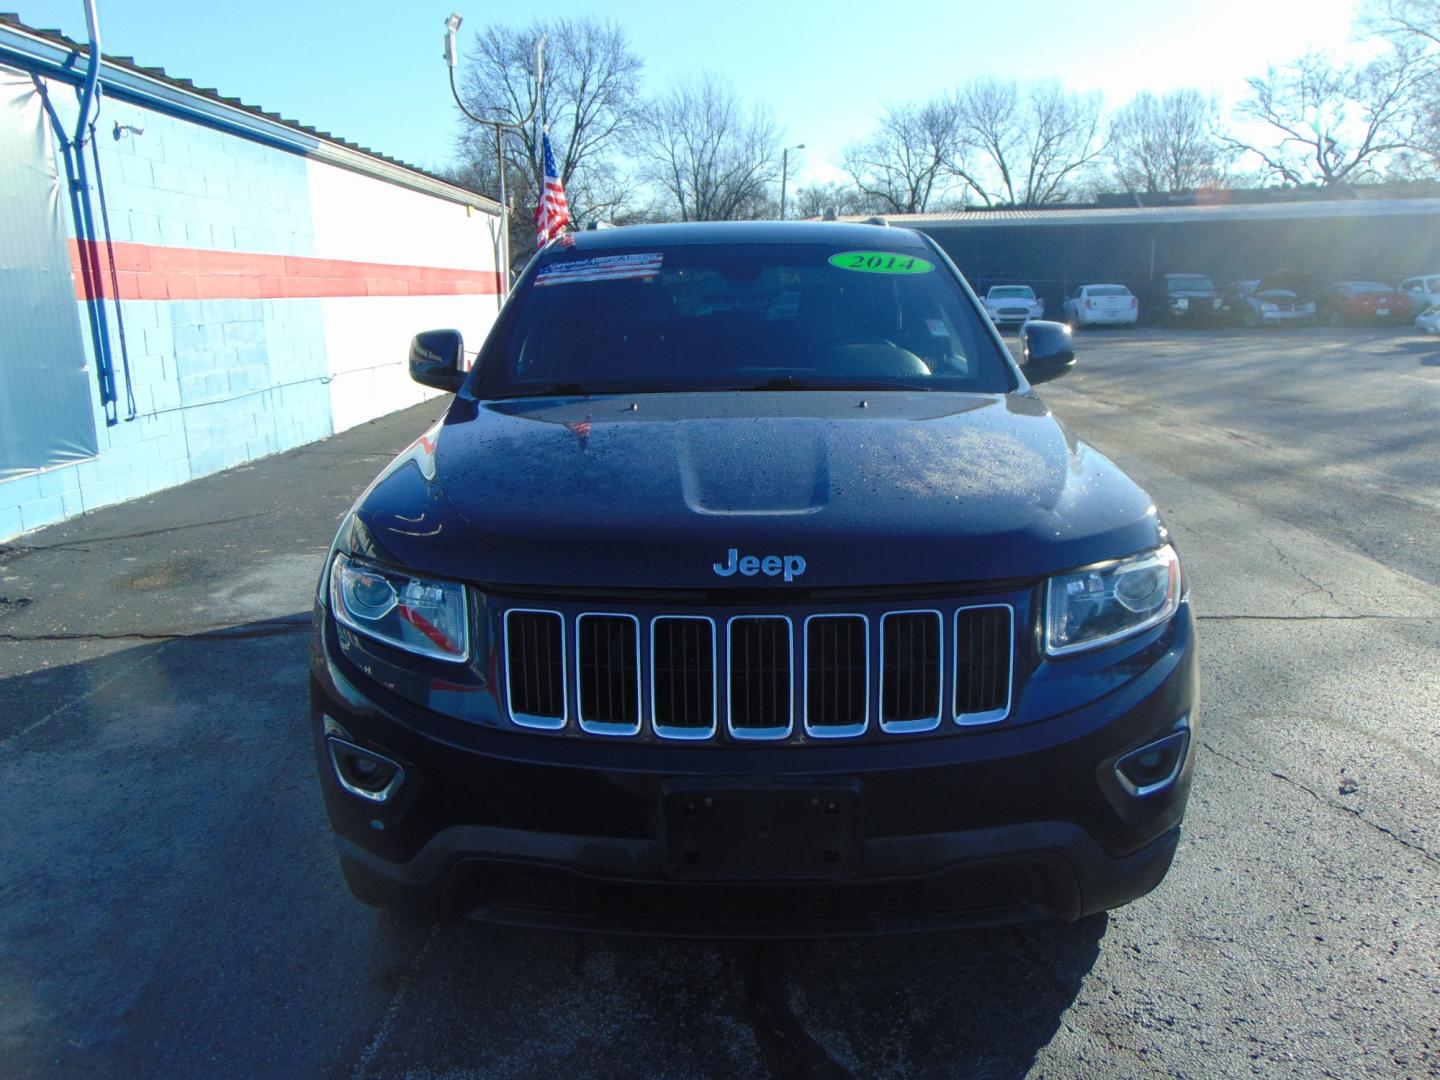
(534, 132, 571, 246)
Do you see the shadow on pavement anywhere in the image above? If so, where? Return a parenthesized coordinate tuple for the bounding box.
(1, 616, 1105, 1079)
(360, 914, 1108, 1077)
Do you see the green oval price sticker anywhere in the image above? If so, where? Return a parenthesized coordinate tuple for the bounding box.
(828, 251, 935, 274)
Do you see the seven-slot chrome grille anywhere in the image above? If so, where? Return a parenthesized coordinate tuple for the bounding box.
(500, 602, 1015, 741)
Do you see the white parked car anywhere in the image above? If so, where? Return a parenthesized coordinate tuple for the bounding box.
(1398, 275, 1440, 316)
(982, 284, 1044, 328)
(1416, 305, 1440, 334)
(1063, 284, 1138, 328)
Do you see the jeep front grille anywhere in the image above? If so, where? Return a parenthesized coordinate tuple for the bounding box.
(880, 611, 943, 732)
(954, 606, 1013, 723)
(805, 615, 868, 736)
(576, 614, 641, 734)
(727, 616, 793, 738)
(504, 609, 566, 728)
(651, 616, 716, 738)
(500, 603, 1013, 740)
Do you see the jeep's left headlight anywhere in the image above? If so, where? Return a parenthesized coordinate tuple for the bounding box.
(329, 552, 469, 663)
(1045, 545, 1181, 656)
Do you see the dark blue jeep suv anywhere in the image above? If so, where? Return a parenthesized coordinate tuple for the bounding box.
(309, 221, 1198, 935)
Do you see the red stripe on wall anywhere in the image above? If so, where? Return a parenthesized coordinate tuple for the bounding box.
(68, 240, 503, 301)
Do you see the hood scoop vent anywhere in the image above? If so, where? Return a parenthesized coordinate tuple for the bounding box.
(678, 421, 829, 517)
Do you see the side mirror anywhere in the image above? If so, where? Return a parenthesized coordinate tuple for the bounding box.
(1020, 320, 1075, 385)
(408, 329, 466, 392)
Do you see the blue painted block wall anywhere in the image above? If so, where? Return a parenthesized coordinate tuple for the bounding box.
(1, 82, 334, 541)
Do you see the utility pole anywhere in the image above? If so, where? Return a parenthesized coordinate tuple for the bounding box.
(444, 13, 545, 301)
(780, 143, 805, 220)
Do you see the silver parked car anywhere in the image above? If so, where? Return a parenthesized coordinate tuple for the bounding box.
(1398, 274, 1440, 316)
(1063, 284, 1138, 328)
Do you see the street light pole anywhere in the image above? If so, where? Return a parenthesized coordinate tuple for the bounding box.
(444, 13, 545, 302)
(780, 143, 805, 221)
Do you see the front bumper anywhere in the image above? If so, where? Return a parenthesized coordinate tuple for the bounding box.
(1258, 309, 1315, 324)
(310, 603, 1198, 935)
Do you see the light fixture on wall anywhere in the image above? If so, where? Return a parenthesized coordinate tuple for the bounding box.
(112, 120, 145, 141)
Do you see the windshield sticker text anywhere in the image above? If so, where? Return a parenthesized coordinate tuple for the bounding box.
(535, 253, 664, 287)
(828, 251, 934, 275)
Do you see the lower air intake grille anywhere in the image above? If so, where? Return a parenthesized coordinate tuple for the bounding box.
(505, 610, 565, 726)
(881, 611, 941, 728)
(577, 614, 640, 730)
(954, 606, 1012, 721)
(728, 617, 792, 736)
(651, 617, 715, 735)
(806, 616, 868, 732)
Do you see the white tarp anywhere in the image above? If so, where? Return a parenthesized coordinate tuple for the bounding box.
(0, 66, 98, 479)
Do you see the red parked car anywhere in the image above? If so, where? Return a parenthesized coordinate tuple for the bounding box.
(1316, 281, 1410, 326)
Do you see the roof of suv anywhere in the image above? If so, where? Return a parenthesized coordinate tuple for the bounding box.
(543, 220, 930, 254)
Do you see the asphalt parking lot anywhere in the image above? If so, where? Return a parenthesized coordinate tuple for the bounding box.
(2, 325, 1437, 1078)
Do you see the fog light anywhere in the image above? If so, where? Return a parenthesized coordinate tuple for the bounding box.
(327, 737, 405, 804)
(1115, 729, 1189, 797)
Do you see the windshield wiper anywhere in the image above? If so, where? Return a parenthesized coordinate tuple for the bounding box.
(733, 376, 923, 392)
(528, 383, 592, 397)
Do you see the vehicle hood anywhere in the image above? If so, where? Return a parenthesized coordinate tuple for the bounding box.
(346, 392, 1161, 590)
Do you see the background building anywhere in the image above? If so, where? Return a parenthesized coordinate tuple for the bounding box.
(869, 197, 1440, 315)
(0, 15, 503, 542)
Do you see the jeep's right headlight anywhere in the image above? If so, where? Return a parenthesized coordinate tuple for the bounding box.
(1045, 545, 1181, 656)
(330, 552, 469, 663)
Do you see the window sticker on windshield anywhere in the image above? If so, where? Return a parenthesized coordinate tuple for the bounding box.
(828, 251, 934, 275)
(925, 318, 949, 337)
(535, 253, 663, 287)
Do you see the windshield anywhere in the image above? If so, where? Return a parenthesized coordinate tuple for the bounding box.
(1346, 282, 1394, 292)
(1167, 275, 1215, 292)
(474, 243, 1015, 397)
(1086, 286, 1130, 297)
(988, 286, 1035, 299)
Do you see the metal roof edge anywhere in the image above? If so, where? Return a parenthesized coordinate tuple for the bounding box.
(844, 198, 1440, 229)
(0, 17, 500, 216)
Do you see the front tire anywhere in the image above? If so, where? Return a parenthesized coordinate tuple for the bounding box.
(1242, 307, 1259, 329)
(1325, 305, 1343, 328)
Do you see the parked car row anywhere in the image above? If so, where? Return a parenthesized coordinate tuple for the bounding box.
(981, 271, 1440, 333)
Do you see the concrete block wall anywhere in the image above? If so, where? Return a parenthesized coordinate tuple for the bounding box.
(1, 71, 501, 543)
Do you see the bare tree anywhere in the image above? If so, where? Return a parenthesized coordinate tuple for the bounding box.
(1108, 89, 1234, 192)
(1224, 51, 1426, 184)
(953, 80, 1107, 205)
(637, 74, 782, 221)
(1361, 0, 1440, 174)
(789, 181, 881, 220)
(453, 16, 644, 245)
(840, 98, 967, 214)
(1363, 0, 1440, 50)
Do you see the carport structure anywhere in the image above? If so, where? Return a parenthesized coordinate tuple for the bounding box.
(865, 196, 1440, 319)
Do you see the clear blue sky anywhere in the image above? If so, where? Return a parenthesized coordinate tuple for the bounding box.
(12, 0, 1366, 185)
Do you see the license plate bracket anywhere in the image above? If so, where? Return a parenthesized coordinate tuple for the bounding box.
(660, 779, 861, 881)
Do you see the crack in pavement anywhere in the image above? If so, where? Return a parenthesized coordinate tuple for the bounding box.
(0, 618, 309, 644)
(1200, 739, 1438, 866)
(1264, 532, 1340, 606)
(742, 946, 853, 1079)
(349, 922, 441, 1080)
(0, 511, 276, 562)
(1196, 614, 1436, 624)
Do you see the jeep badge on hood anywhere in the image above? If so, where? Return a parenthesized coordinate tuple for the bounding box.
(712, 548, 807, 582)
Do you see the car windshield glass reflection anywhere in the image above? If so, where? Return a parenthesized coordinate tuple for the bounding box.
(477, 243, 1016, 397)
